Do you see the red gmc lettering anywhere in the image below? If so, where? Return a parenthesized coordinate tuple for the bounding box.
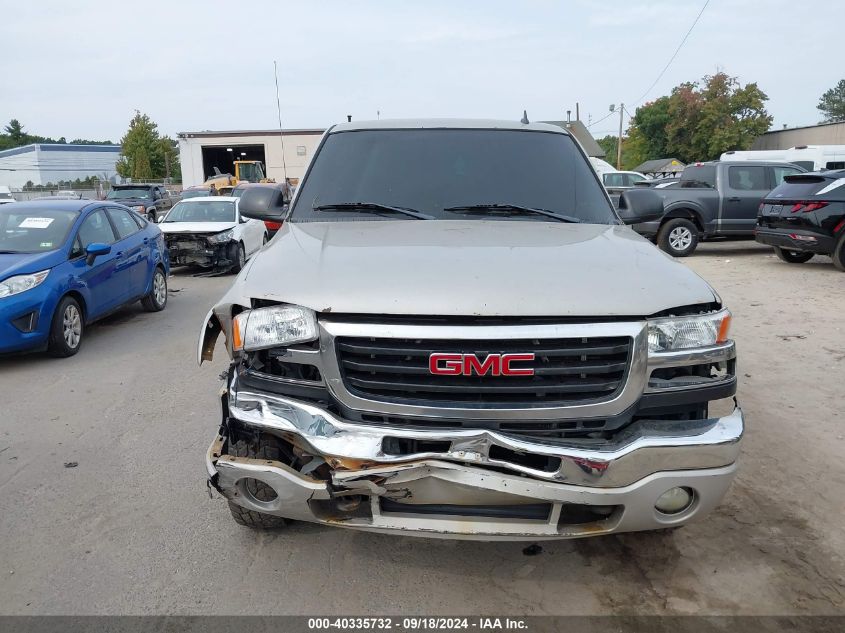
(429, 353, 535, 376)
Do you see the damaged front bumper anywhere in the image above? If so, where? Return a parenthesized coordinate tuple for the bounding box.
(207, 377, 744, 540)
(166, 237, 235, 268)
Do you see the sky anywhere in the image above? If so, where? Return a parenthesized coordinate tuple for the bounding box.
(1, 0, 843, 143)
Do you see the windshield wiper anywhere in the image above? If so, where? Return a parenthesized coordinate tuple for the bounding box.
(312, 202, 434, 220)
(443, 204, 581, 223)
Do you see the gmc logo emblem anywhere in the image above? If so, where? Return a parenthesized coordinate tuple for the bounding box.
(429, 353, 536, 376)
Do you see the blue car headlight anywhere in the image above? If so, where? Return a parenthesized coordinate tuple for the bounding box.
(0, 270, 50, 299)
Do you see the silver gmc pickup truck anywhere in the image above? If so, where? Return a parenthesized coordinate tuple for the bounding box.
(198, 119, 742, 540)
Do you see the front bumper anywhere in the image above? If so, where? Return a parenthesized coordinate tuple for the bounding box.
(207, 380, 744, 540)
(0, 280, 58, 354)
(166, 239, 235, 268)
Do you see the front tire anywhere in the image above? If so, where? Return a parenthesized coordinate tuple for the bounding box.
(147, 210, 157, 223)
(230, 242, 246, 273)
(141, 267, 167, 311)
(773, 247, 814, 264)
(226, 435, 290, 529)
(657, 218, 699, 257)
(47, 296, 83, 357)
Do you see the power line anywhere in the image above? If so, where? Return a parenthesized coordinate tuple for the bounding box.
(588, 0, 709, 130)
(629, 0, 710, 108)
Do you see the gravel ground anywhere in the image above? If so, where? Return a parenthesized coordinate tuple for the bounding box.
(0, 241, 843, 615)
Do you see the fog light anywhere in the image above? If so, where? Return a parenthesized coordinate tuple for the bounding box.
(655, 487, 693, 514)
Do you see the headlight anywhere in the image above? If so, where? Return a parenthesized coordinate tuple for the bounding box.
(232, 305, 318, 351)
(647, 309, 731, 353)
(207, 229, 234, 244)
(131, 205, 145, 213)
(0, 270, 50, 299)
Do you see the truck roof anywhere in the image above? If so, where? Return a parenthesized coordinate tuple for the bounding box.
(330, 118, 568, 134)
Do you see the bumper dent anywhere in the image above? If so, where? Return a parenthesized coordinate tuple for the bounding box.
(207, 378, 744, 539)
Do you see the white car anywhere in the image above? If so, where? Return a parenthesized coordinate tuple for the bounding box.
(159, 196, 267, 272)
(0, 185, 14, 205)
(602, 170, 649, 191)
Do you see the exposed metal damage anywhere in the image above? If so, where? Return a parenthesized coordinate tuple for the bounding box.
(205, 368, 744, 540)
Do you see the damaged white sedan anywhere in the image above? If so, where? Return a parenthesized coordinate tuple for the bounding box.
(199, 119, 743, 540)
(160, 197, 266, 272)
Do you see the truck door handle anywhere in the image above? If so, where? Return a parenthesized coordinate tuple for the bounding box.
(143, 237, 149, 244)
(728, 197, 741, 202)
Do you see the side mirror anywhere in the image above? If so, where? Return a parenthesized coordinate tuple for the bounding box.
(85, 242, 111, 266)
(156, 215, 166, 223)
(238, 186, 288, 221)
(616, 189, 664, 225)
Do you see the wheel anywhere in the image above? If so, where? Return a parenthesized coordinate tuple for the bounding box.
(230, 242, 246, 273)
(773, 246, 814, 264)
(833, 233, 845, 272)
(47, 296, 83, 357)
(657, 218, 699, 257)
(147, 210, 157, 223)
(226, 434, 290, 529)
(141, 267, 167, 311)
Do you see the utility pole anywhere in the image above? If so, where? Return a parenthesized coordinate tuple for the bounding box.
(616, 103, 624, 169)
(165, 152, 170, 182)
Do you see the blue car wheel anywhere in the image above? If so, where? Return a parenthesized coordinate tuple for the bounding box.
(47, 295, 83, 357)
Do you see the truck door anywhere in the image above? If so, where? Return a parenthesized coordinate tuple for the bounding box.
(721, 165, 769, 234)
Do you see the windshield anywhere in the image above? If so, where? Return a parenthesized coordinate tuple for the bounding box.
(107, 188, 152, 200)
(289, 129, 615, 223)
(163, 200, 236, 223)
(0, 208, 78, 253)
(237, 163, 264, 182)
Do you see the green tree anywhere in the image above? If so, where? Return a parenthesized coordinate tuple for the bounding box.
(596, 135, 619, 164)
(4, 119, 25, 145)
(625, 72, 772, 164)
(817, 79, 845, 123)
(116, 111, 178, 180)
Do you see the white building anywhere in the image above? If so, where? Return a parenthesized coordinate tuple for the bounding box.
(177, 129, 325, 188)
(0, 143, 122, 190)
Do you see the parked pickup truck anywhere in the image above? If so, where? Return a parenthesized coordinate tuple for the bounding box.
(636, 160, 805, 256)
(198, 119, 743, 541)
(105, 183, 174, 222)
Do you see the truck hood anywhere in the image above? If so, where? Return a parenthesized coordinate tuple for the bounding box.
(238, 220, 718, 317)
(160, 221, 235, 234)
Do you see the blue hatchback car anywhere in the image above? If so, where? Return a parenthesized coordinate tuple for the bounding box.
(0, 200, 170, 357)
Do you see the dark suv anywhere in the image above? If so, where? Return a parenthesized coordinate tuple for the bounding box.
(756, 170, 845, 271)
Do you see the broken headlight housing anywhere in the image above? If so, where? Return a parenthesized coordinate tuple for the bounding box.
(207, 229, 235, 244)
(233, 304, 318, 352)
(647, 309, 731, 353)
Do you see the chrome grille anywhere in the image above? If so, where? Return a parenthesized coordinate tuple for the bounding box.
(336, 336, 632, 408)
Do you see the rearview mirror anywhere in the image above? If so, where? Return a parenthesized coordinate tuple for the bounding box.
(616, 189, 664, 225)
(85, 242, 111, 266)
(238, 186, 288, 221)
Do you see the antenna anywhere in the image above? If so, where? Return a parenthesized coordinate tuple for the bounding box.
(520, 110, 529, 124)
(273, 60, 289, 183)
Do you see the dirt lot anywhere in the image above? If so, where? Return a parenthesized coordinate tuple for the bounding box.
(0, 241, 843, 615)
